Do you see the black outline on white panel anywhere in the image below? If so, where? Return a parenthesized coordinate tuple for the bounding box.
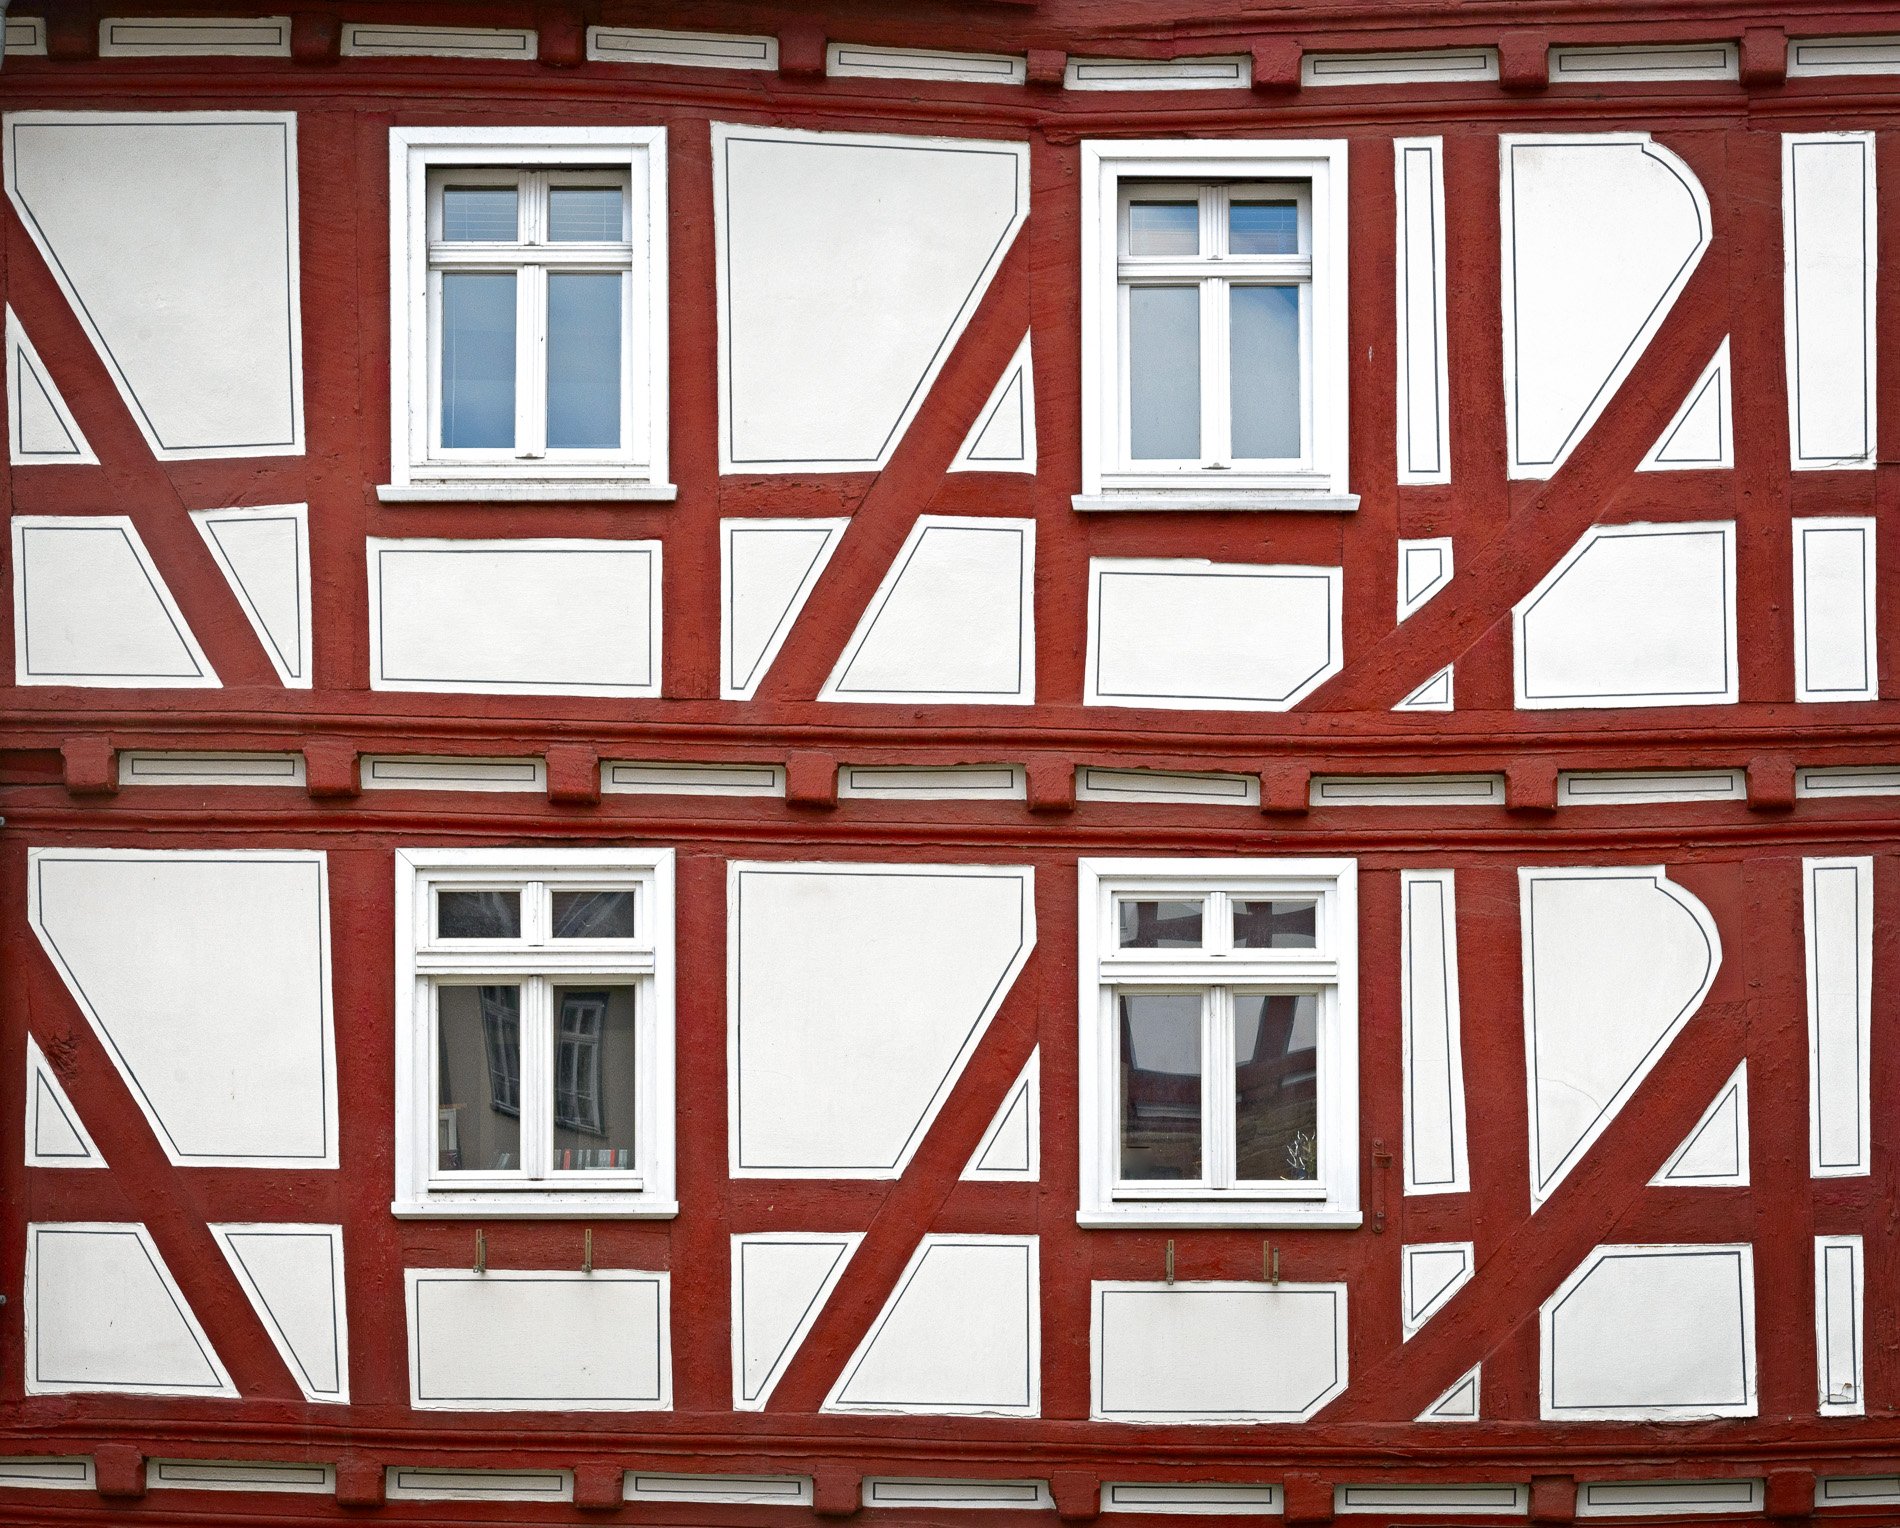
(405, 1268, 671, 1411)
(0, 1457, 94, 1489)
(827, 43, 1027, 85)
(627, 1473, 814, 1505)
(1649, 1062, 1748, 1187)
(839, 765, 1026, 801)
(1502, 135, 1711, 480)
(385, 1468, 574, 1502)
(97, 17, 292, 55)
(1336, 1482, 1526, 1515)
(118, 751, 305, 787)
(1400, 1242, 1474, 1340)
(1401, 871, 1469, 1196)
(863, 1478, 1054, 1508)
(824, 1235, 1040, 1417)
(147, 1460, 335, 1494)
(1805, 856, 1873, 1178)
(1514, 522, 1738, 710)
(210, 1223, 349, 1404)
(588, 27, 777, 68)
(1639, 338, 1732, 471)
(727, 863, 1035, 1177)
(339, 24, 536, 59)
(1819, 1476, 1900, 1506)
(6, 306, 96, 464)
(1789, 36, 1900, 76)
(950, 333, 1035, 473)
(730, 1232, 863, 1411)
(1815, 1234, 1864, 1416)
(1784, 133, 1877, 470)
(823, 518, 1036, 705)
(1521, 867, 1722, 1208)
(1392, 665, 1455, 713)
(1101, 1482, 1282, 1515)
(1064, 55, 1250, 89)
(25, 1223, 238, 1398)
(1086, 559, 1343, 713)
(3, 112, 303, 457)
(24, 1035, 106, 1169)
(1550, 41, 1739, 81)
(602, 760, 786, 797)
(12, 516, 219, 688)
(4, 17, 50, 55)
(1541, 1244, 1756, 1421)
(1395, 141, 1450, 485)
(1796, 765, 1900, 798)
(359, 755, 544, 793)
(1397, 537, 1453, 620)
(1312, 774, 1502, 806)
(1091, 1282, 1349, 1423)
(1417, 1362, 1481, 1422)
(1557, 768, 1746, 805)
(1575, 1479, 1763, 1517)
(1075, 768, 1258, 805)
(190, 503, 311, 687)
(1793, 518, 1879, 702)
(721, 517, 849, 700)
(26, 848, 338, 1169)
(1303, 47, 1497, 84)
(962, 1048, 1039, 1181)
(713, 125, 1028, 472)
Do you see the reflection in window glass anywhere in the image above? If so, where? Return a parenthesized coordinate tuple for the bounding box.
(548, 187, 624, 242)
(552, 889, 638, 940)
(1127, 200, 1199, 256)
(1234, 992, 1318, 1181)
(1229, 201, 1299, 255)
(1230, 285, 1301, 460)
(546, 272, 622, 450)
(441, 186, 518, 241)
(437, 889, 521, 940)
(551, 986, 638, 1169)
(1118, 899, 1204, 949)
(1119, 992, 1202, 1180)
(437, 984, 522, 1172)
(1128, 285, 1201, 459)
(1232, 899, 1317, 949)
(441, 271, 517, 449)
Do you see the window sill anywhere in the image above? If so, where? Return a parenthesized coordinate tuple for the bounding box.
(378, 481, 680, 503)
(392, 1196, 679, 1219)
(1078, 1205, 1362, 1230)
(1073, 491, 1360, 513)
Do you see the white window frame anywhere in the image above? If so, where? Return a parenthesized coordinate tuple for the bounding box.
(393, 848, 676, 1217)
(1077, 140, 1353, 513)
(383, 127, 673, 503)
(1077, 857, 1359, 1228)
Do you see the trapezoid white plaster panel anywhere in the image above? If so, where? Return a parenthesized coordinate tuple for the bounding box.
(367, 538, 661, 698)
(1515, 522, 1736, 709)
(950, 333, 1035, 472)
(191, 504, 310, 687)
(1087, 559, 1342, 712)
(1397, 538, 1453, 621)
(1402, 870, 1469, 1195)
(4, 111, 303, 459)
(1805, 856, 1872, 1178)
(25, 1035, 105, 1169)
(731, 1232, 862, 1411)
(406, 1269, 670, 1411)
(210, 1224, 348, 1404)
(1395, 140, 1450, 484)
(728, 862, 1034, 1176)
(963, 1049, 1038, 1180)
(722, 518, 848, 700)
(714, 124, 1028, 473)
(1521, 866, 1721, 1209)
(1639, 339, 1731, 471)
(1794, 518, 1878, 703)
(12, 516, 217, 688)
(1402, 1242, 1474, 1339)
(7, 307, 95, 465)
(1784, 133, 1877, 470)
(1650, 1063, 1748, 1187)
(1092, 1282, 1348, 1423)
(1816, 1234, 1864, 1415)
(28, 848, 337, 1168)
(1419, 1362, 1481, 1421)
(1542, 1244, 1755, 1420)
(821, 517, 1034, 704)
(1393, 665, 1455, 713)
(1502, 134, 1711, 479)
(25, 1223, 237, 1398)
(826, 1235, 1039, 1417)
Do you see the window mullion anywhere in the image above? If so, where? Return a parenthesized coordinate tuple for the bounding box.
(519, 261, 547, 459)
(1203, 276, 1230, 466)
(1206, 986, 1233, 1190)
(523, 976, 551, 1179)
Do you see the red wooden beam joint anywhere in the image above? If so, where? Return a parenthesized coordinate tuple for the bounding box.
(1026, 757, 1075, 813)
(1741, 26, 1789, 88)
(786, 751, 839, 809)
(537, 4, 586, 67)
(46, 4, 99, 60)
(61, 736, 117, 797)
(1259, 763, 1310, 816)
(812, 1466, 861, 1517)
(93, 1444, 144, 1501)
(1499, 31, 1550, 92)
(335, 1458, 385, 1510)
(573, 1462, 624, 1511)
(303, 741, 360, 800)
(1282, 1471, 1334, 1525)
(1250, 38, 1302, 94)
(780, 24, 827, 78)
(546, 744, 602, 806)
(1765, 1467, 1816, 1521)
(1027, 49, 1067, 87)
(1529, 1473, 1576, 1524)
(1506, 758, 1559, 814)
(1748, 753, 1798, 813)
(290, 10, 341, 63)
(1051, 1468, 1101, 1521)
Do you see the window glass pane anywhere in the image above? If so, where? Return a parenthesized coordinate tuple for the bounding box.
(440, 271, 517, 449)
(1127, 200, 1199, 256)
(441, 185, 518, 242)
(1128, 284, 1201, 459)
(549, 186, 625, 242)
(1229, 200, 1299, 255)
(1119, 992, 1202, 1181)
(436, 984, 522, 1172)
(546, 272, 622, 450)
(1230, 284, 1301, 459)
(551, 986, 638, 1170)
(1234, 992, 1319, 1181)
(1117, 899, 1204, 949)
(437, 889, 520, 940)
(552, 889, 637, 940)
(1232, 899, 1317, 949)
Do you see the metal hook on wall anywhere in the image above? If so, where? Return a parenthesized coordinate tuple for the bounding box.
(1265, 1241, 1281, 1286)
(583, 1227, 594, 1274)
(473, 1228, 487, 1275)
(1165, 1239, 1175, 1285)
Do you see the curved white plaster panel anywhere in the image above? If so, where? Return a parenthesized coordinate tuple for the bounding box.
(1402, 1242, 1474, 1339)
(211, 1224, 349, 1403)
(714, 124, 1028, 472)
(822, 518, 1034, 705)
(1650, 1063, 1749, 1187)
(826, 1236, 1039, 1416)
(722, 518, 848, 700)
(1515, 522, 1736, 709)
(1502, 135, 1710, 479)
(731, 1233, 862, 1411)
(4, 112, 302, 459)
(950, 333, 1036, 473)
(1087, 559, 1342, 712)
(28, 848, 337, 1168)
(25, 1035, 106, 1169)
(964, 1049, 1038, 1180)
(1092, 1282, 1348, 1423)
(7, 307, 96, 464)
(1521, 867, 1721, 1208)
(191, 505, 311, 687)
(1541, 1244, 1755, 1420)
(728, 862, 1033, 1177)
(1639, 339, 1731, 471)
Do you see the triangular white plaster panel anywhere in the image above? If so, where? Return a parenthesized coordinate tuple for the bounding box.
(1650, 1063, 1749, 1187)
(721, 518, 848, 700)
(950, 333, 1036, 473)
(210, 1224, 348, 1403)
(1640, 339, 1732, 471)
(822, 517, 1035, 704)
(825, 1235, 1038, 1416)
(25, 1036, 105, 1168)
(1521, 867, 1722, 1208)
(730, 1232, 862, 1410)
(1393, 664, 1455, 713)
(6, 307, 96, 464)
(962, 1050, 1038, 1181)
(1419, 1363, 1481, 1421)
(1402, 1242, 1474, 1339)
(190, 504, 311, 687)
(1502, 134, 1711, 479)
(1397, 538, 1453, 620)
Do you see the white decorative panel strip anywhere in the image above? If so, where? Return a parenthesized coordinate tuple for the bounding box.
(731, 1232, 862, 1411)
(5, 17, 49, 55)
(148, 1460, 334, 1494)
(7, 307, 97, 464)
(1102, 1482, 1282, 1514)
(1303, 47, 1498, 84)
(341, 24, 536, 59)
(1395, 141, 1450, 484)
(1401, 1242, 1474, 1339)
(721, 518, 848, 700)
(1337, 1483, 1526, 1515)
(1638, 339, 1732, 471)
(98, 17, 290, 55)
(962, 1050, 1039, 1181)
(1805, 856, 1873, 1177)
(210, 1224, 349, 1404)
(589, 27, 777, 70)
(1816, 1234, 1865, 1415)
(190, 504, 312, 686)
(1077, 767, 1259, 806)
(119, 751, 305, 787)
(25, 1035, 106, 1169)
(386, 1468, 573, 1502)
(1576, 1479, 1764, 1517)
(1418, 1363, 1481, 1421)
(0, 1457, 93, 1489)
(603, 760, 785, 797)
(1550, 42, 1738, 81)
(1557, 769, 1746, 806)
(1312, 775, 1503, 807)
(950, 333, 1036, 473)
(1393, 665, 1454, 712)
(1794, 518, 1878, 702)
(828, 44, 1026, 84)
(1397, 538, 1453, 620)
(1817, 1476, 1900, 1507)
(1797, 765, 1900, 797)
(1402, 870, 1468, 1196)
(1784, 133, 1877, 469)
(864, 1478, 1053, 1509)
(628, 1473, 813, 1505)
(1064, 54, 1250, 89)
(1649, 1063, 1749, 1188)
(1789, 35, 1900, 75)
(839, 765, 1025, 800)
(360, 755, 544, 793)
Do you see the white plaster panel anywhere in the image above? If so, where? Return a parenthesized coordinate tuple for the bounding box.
(1393, 666, 1455, 712)
(1075, 767, 1259, 805)
(950, 333, 1036, 472)
(1312, 774, 1502, 806)
(4, 111, 303, 458)
(1576, 1480, 1763, 1518)
(722, 518, 847, 700)
(1790, 36, 1900, 75)
(839, 765, 1024, 801)
(1805, 856, 1873, 1177)
(1303, 48, 1498, 84)
(191, 504, 311, 687)
(1102, 1483, 1282, 1514)
(1639, 339, 1731, 471)
(367, 538, 661, 697)
(387, 1468, 572, 1501)
(731, 1232, 862, 1411)
(210, 1224, 348, 1403)
(728, 863, 1033, 1175)
(1794, 519, 1878, 702)
(25, 1036, 105, 1169)
(1819, 1477, 1900, 1507)
(5, 17, 49, 55)
(714, 124, 1027, 472)
(1401, 1242, 1474, 1338)
(963, 1049, 1038, 1180)
(1784, 134, 1877, 469)
(7, 307, 96, 464)
(1550, 42, 1738, 81)
(1337, 1483, 1526, 1515)
(588, 27, 777, 69)
(1650, 1064, 1749, 1187)
(340, 24, 536, 58)
(0, 1457, 93, 1488)
(118, 751, 305, 787)
(628, 1474, 813, 1505)
(28, 848, 337, 1167)
(1797, 765, 1900, 798)
(602, 760, 785, 797)
(360, 755, 543, 792)
(1065, 55, 1250, 89)
(1402, 870, 1468, 1196)
(828, 43, 1026, 85)
(98, 17, 290, 55)
(1395, 141, 1450, 484)
(147, 1461, 334, 1494)
(1397, 538, 1453, 620)
(864, 1478, 1053, 1508)
(1558, 769, 1746, 806)
(1816, 1234, 1864, 1415)
(1419, 1363, 1481, 1421)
